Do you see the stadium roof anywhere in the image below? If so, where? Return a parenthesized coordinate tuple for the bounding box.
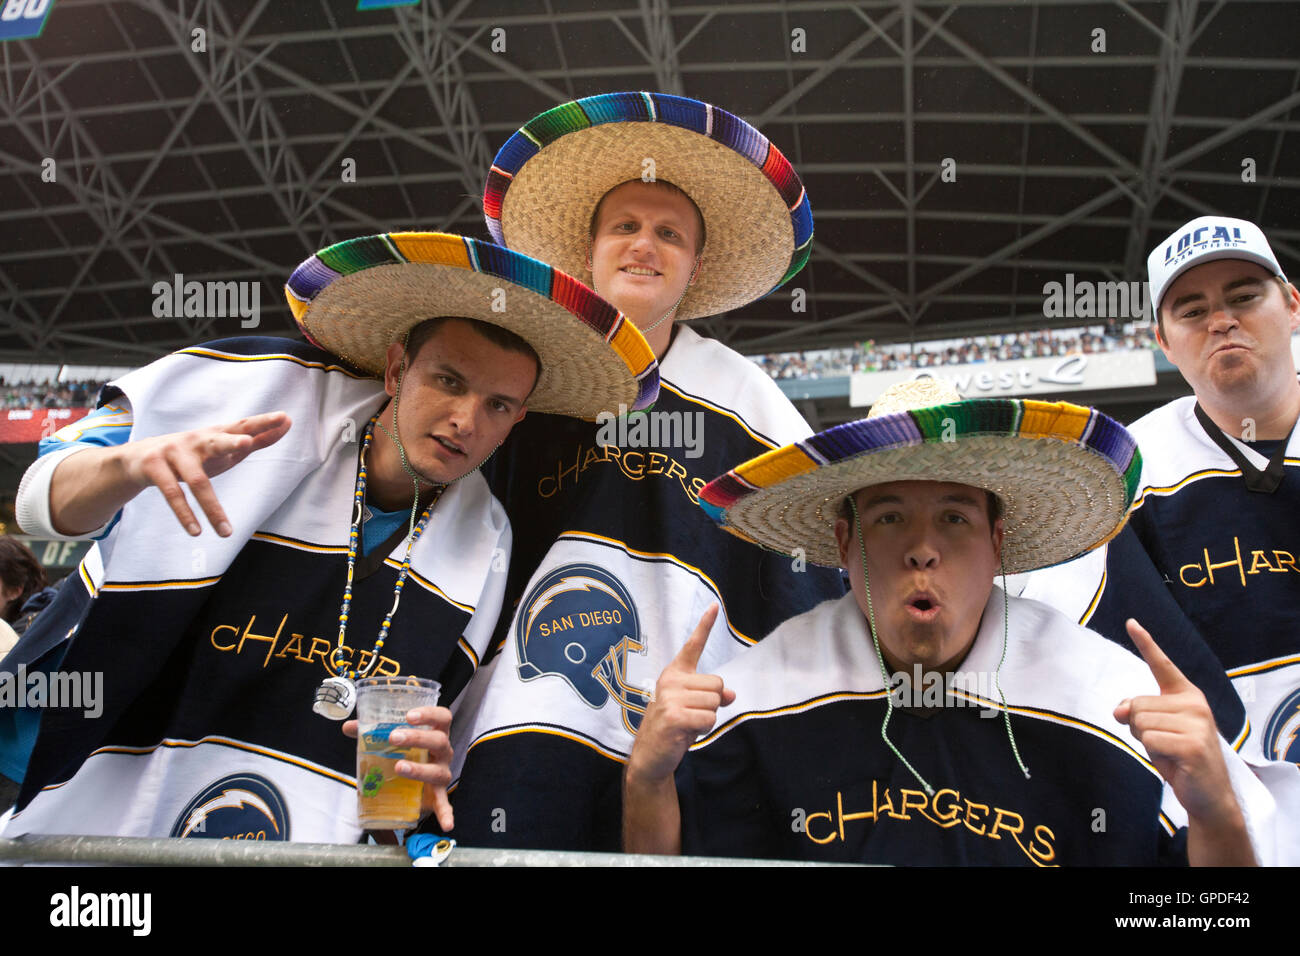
(1, 0, 1297, 367)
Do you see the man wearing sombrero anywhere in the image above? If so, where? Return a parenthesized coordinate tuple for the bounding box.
(1019, 216, 1300, 863)
(438, 93, 845, 850)
(0, 232, 654, 842)
(624, 381, 1276, 864)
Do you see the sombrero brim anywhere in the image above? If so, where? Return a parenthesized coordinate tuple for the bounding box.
(699, 400, 1142, 574)
(484, 92, 813, 320)
(284, 232, 658, 419)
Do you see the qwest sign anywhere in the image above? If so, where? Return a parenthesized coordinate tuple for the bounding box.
(0, 0, 54, 41)
(849, 350, 1157, 407)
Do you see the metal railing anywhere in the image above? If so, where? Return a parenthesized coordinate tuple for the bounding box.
(0, 834, 835, 867)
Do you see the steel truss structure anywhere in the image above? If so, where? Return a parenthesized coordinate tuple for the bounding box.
(0, 0, 1296, 369)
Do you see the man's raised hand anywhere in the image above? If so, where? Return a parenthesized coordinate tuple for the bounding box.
(1114, 618, 1238, 823)
(626, 604, 735, 786)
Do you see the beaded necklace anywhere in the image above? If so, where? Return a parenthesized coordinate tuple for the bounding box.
(313, 412, 444, 720)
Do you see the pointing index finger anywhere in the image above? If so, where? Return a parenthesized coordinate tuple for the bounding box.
(1126, 618, 1189, 695)
(672, 603, 720, 672)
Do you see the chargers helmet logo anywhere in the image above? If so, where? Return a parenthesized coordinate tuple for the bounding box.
(1262, 688, 1300, 764)
(170, 772, 290, 840)
(515, 564, 648, 734)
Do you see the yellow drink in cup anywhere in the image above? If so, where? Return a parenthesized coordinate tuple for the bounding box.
(355, 676, 441, 830)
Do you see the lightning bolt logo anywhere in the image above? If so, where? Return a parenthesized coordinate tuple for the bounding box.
(1262, 687, 1300, 765)
(170, 772, 291, 840)
(524, 576, 630, 641)
(180, 788, 281, 838)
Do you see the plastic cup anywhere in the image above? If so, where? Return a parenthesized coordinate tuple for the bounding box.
(355, 676, 441, 829)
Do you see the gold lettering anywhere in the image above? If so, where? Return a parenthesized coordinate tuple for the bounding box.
(987, 807, 1025, 841)
(304, 637, 333, 667)
(792, 782, 1058, 863)
(210, 624, 238, 651)
(1028, 824, 1056, 864)
(931, 788, 962, 825)
(805, 810, 837, 845)
(1247, 550, 1276, 575)
(897, 788, 928, 821)
(838, 788, 876, 841)
(1274, 551, 1298, 574)
(373, 655, 401, 676)
(665, 459, 693, 499)
(531, 442, 707, 509)
(962, 799, 989, 835)
(209, 614, 393, 684)
(276, 632, 306, 660)
(880, 786, 905, 820)
(557, 447, 582, 491)
(1180, 562, 1207, 588)
(1203, 537, 1246, 587)
(238, 614, 286, 668)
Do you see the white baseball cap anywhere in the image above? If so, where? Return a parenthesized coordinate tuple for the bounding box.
(1147, 216, 1287, 315)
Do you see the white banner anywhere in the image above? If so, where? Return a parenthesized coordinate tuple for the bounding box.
(850, 350, 1157, 407)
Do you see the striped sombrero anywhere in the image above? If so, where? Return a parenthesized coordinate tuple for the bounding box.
(483, 91, 813, 320)
(699, 379, 1142, 574)
(284, 232, 658, 419)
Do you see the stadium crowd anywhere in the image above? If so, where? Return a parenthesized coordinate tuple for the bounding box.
(751, 323, 1160, 380)
(0, 327, 1164, 412)
(0, 380, 101, 411)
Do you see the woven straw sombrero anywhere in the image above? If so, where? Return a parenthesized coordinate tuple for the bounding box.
(284, 231, 658, 419)
(699, 379, 1142, 574)
(483, 91, 813, 320)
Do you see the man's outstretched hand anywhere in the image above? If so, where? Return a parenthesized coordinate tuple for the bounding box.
(50, 411, 291, 537)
